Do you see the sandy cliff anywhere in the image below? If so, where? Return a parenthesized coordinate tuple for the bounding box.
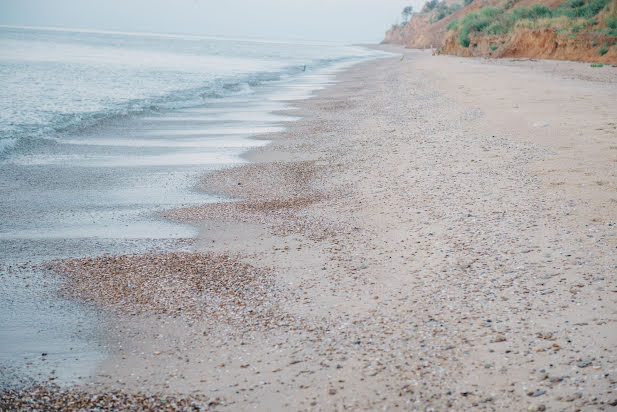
(384, 0, 617, 63)
(384, 0, 490, 48)
(441, 27, 617, 62)
(384, 12, 450, 49)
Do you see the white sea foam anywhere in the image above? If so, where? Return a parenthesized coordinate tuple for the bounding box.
(56, 137, 271, 148)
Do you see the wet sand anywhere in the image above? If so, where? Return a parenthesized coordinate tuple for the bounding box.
(5, 48, 617, 410)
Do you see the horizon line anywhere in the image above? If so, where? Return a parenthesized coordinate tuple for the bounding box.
(0, 24, 353, 47)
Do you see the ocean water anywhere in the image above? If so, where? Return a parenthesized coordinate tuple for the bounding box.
(0, 27, 375, 157)
(0, 26, 388, 387)
(0, 26, 387, 243)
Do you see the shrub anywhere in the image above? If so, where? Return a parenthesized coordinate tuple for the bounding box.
(434, 7, 449, 21)
(479, 6, 501, 18)
(599, 42, 609, 54)
(425, 0, 440, 11)
(464, 0, 474, 6)
(431, 1, 463, 22)
(505, 0, 518, 9)
(587, 0, 611, 16)
(606, 14, 617, 29)
(402, 5, 414, 21)
(509, 5, 552, 22)
(560, 0, 585, 10)
(457, 6, 502, 46)
(590, 63, 604, 66)
(490, 44, 499, 50)
(486, 21, 505, 34)
(554, 0, 610, 19)
(447, 18, 461, 30)
(531, 4, 553, 18)
(449, 3, 463, 13)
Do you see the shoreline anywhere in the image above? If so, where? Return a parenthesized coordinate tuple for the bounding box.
(0, 49, 379, 393)
(5, 47, 617, 410)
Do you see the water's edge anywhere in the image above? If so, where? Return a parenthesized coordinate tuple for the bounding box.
(0, 45, 393, 388)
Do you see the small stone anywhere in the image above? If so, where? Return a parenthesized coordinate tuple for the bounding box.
(577, 360, 591, 368)
(565, 393, 583, 402)
(328, 388, 337, 395)
(494, 335, 506, 342)
(549, 376, 563, 383)
(527, 390, 546, 397)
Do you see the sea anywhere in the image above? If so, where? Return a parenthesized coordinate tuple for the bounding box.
(0, 26, 389, 387)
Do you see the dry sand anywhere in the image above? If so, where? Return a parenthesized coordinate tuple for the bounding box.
(5, 48, 616, 410)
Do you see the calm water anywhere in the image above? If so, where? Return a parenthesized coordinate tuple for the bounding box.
(0, 26, 388, 387)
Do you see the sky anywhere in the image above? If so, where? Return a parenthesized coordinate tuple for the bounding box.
(0, 0, 426, 43)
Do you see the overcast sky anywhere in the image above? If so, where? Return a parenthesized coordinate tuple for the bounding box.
(0, 0, 425, 43)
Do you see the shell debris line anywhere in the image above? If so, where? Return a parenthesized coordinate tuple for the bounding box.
(0, 386, 220, 411)
(163, 160, 353, 241)
(44, 252, 286, 327)
(201, 161, 319, 201)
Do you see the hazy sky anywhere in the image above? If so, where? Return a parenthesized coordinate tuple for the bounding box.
(0, 0, 425, 43)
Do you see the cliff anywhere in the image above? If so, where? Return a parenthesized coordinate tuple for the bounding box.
(384, 0, 490, 48)
(384, 0, 617, 63)
(384, 12, 449, 48)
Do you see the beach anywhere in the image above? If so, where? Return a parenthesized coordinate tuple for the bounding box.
(3, 47, 617, 410)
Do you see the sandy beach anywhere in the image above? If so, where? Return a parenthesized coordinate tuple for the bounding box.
(4, 47, 617, 410)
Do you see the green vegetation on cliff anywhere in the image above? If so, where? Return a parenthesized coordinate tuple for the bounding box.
(425, 0, 464, 22)
(447, 0, 617, 53)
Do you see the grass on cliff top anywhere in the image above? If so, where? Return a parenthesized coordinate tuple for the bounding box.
(447, 0, 617, 48)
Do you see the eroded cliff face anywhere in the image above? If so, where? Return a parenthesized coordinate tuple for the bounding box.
(383, 1, 490, 49)
(383, 24, 408, 45)
(384, 14, 451, 48)
(441, 28, 617, 63)
(384, 0, 617, 63)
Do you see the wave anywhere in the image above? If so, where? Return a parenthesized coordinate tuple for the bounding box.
(0, 57, 348, 159)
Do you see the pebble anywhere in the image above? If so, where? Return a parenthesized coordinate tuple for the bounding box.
(0, 386, 215, 410)
(494, 334, 507, 342)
